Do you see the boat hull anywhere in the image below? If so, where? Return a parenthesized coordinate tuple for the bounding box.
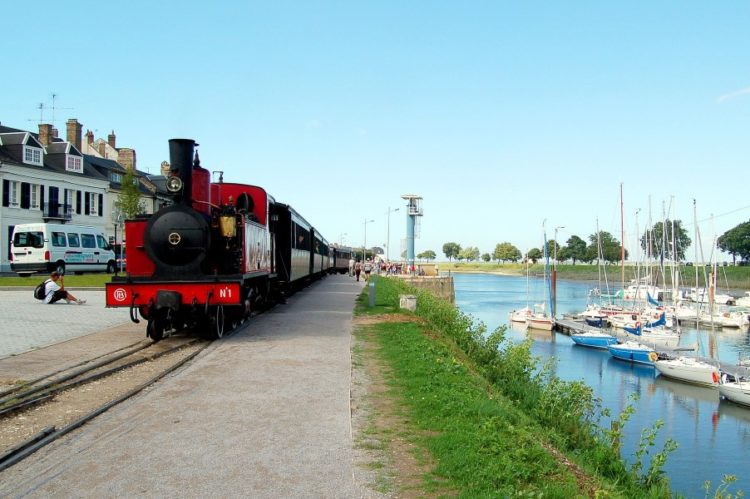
(654, 359, 719, 387)
(719, 382, 750, 407)
(608, 343, 656, 365)
(527, 318, 554, 331)
(570, 332, 617, 350)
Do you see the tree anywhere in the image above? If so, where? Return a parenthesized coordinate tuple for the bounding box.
(527, 248, 542, 264)
(640, 220, 691, 262)
(481, 253, 491, 262)
(417, 250, 437, 261)
(442, 242, 461, 262)
(114, 168, 145, 219)
(718, 221, 750, 263)
(588, 231, 627, 264)
(546, 240, 561, 262)
(459, 246, 480, 262)
(562, 235, 587, 265)
(493, 242, 522, 262)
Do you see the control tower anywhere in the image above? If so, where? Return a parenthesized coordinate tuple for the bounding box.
(401, 194, 423, 273)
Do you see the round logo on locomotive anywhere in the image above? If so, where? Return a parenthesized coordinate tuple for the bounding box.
(113, 288, 128, 302)
(168, 232, 181, 245)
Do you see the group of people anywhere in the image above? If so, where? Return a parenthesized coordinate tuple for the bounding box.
(347, 258, 418, 281)
(348, 258, 374, 282)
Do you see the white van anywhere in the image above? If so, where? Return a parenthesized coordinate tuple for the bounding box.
(10, 223, 116, 276)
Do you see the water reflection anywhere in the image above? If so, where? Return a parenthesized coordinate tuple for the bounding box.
(453, 273, 750, 497)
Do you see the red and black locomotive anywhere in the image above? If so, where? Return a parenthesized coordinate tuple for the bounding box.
(105, 138, 338, 340)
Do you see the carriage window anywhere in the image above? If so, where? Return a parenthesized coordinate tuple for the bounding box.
(294, 224, 311, 251)
(51, 232, 67, 247)
(81, 234, 96, 248)
(68, 233, 80, 247)
(13, 231, 44, 248)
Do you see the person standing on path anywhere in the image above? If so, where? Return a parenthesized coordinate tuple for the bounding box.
(44, 272, 85, 304)
(354, 261, 362, 282)
(348, 257, 355, 277)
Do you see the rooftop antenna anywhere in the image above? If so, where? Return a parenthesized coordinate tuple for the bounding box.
(50, 93, 73, 126)
(27, 93, 73, 125)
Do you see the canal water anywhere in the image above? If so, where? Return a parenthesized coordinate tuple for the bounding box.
(452, 272, 750, 497)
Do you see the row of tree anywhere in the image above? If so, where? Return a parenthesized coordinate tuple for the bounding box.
(432, 219, 750, 264)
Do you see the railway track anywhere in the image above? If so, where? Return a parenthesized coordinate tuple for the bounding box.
(0, 323, 247, 472)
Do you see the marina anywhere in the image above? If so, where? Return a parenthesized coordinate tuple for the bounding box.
(454, 272, 750, 497)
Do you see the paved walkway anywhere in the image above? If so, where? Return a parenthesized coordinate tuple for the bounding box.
(0, 288, 132, 359)
(0, 275, 375, 498)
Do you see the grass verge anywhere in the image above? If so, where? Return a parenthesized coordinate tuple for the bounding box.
(353, 276, 675, 498)
(0, 273, 112, 287)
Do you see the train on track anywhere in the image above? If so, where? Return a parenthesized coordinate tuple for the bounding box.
(105, 138, 354, 340)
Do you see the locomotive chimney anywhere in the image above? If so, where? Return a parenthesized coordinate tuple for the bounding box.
(168, 138, 195, 206)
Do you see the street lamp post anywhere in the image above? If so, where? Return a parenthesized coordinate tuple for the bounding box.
(112, 210, 123, 275)
(363, 218, 374, 262)
(385, 207, 400, 262)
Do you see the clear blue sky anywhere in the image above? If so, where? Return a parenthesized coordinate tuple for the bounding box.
(3, 1, 749, 261)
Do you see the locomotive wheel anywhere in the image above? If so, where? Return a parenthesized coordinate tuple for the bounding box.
(147, 316, 165, 342)
(210, 306, 225, 340)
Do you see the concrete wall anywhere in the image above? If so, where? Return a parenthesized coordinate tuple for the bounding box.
(399, 275, 455, 303)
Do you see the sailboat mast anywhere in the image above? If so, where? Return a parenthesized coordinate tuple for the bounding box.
(620, 183, 625, 290)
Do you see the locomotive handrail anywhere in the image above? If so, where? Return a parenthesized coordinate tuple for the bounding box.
(129, 293, 140, 324)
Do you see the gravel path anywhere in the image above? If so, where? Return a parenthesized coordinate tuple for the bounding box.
(0, 275, 377, 498)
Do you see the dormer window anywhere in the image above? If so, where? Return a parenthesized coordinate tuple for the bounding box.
(66, 155, 83, 173)
(23, 146, 43, 166)
(111, 172, 123, 183)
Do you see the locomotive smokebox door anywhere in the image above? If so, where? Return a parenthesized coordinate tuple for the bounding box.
(155, 290, 182, 312)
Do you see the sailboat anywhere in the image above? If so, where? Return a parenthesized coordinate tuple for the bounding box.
(509, 253, 533, 323)
(654, 201, 720, 387)
(719, 373, 750, 407)
(570, 327, 618, 349)
(527, 223, 555, 331)
(608, 340, 658, 365)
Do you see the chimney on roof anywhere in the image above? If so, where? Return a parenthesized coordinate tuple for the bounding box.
(52, 127, 59, 139)
(86, 129, 94, 145)
(108, 131, 116, 149)
(38, 124, 53, 146)
(118, 148, 136, 171)
(66, 119, 83, 150)
(98, 141, 106, 157)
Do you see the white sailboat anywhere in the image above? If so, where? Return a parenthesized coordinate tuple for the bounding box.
(654, 203, 720, 387)
(655, 356, 719, 387)
(719, 377, 750, 407)
(509, 254, 533, 323)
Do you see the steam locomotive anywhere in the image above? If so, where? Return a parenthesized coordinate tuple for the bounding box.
(105, 138, 352, 340)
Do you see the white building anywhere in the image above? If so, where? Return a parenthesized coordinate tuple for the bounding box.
(0, 119, 166, 273)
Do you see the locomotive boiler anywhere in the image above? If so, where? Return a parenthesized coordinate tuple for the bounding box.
(105, 138, 332, 340)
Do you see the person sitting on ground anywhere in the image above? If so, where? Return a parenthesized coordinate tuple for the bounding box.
(44, 272, 86, 304)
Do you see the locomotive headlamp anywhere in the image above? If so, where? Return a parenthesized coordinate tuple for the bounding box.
(166, 176, 183, 193)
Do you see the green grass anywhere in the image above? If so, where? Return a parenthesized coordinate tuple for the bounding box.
(0, 273, 113, 287)
(360, 320, 586, 497)
(355, 276, 676, 498)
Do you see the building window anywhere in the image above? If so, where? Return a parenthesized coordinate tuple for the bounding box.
(8, 181, 19, 207)
(111, 172, 123, 183)
(30, 185, 38, 209)
(65, 189, 73, 211)
(88, 192, 99, 215)
(23, 147, 43, 166)
(66, 155, 83, 173)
